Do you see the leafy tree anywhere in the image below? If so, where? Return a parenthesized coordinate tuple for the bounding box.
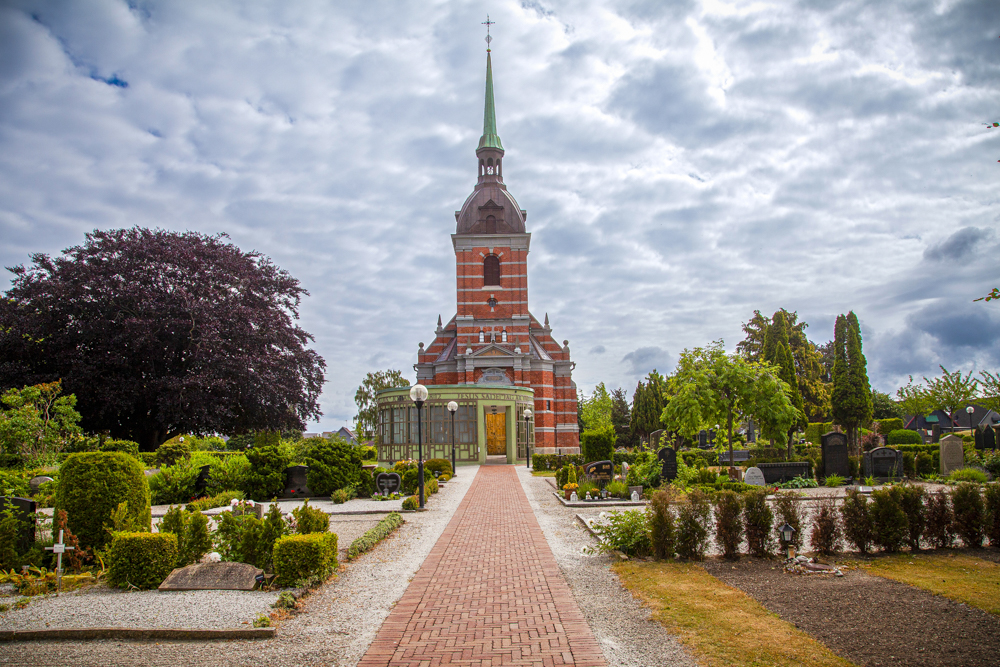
(978, 370, 1000, 414)
(580, 382, 614, 432)
(923, 366, 979, 429)
(353, 369, 409, 443)
(871, 390, 903, 420)
(736, 310, 770, 362)
(631, 371, 666, 446)
(831, 312, 872, 453)
(762, 311, 805, 456)
(660, 342, 798, 468)
(0, 381, 82, 460)
(0, 227, 325, 451)
(896, 376, 933, 419)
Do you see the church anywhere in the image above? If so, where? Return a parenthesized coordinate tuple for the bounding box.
(376, 48, 580, 464)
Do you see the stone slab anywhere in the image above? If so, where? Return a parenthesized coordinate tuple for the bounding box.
(158, 562, 263, 591)
(940, 435, 965, 475)
(821, 432, 850, 479)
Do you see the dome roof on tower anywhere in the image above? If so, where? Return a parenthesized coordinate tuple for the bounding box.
(455, 185, 526, 234)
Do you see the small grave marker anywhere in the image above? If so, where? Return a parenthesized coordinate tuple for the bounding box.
(864, 447, 904, 479)
(649, 429, 664, 451)
(158, 562, 263, 591)
(744, 467, 766, 486)
(28, 476, 54, 495)
(939, 435, 965, 475)
(657, 447, 678, 483)
(584, 460, 614, 485)
(282, 465, 312, 498)
(821, 432, 850, 479)
(44, 529, 74, 595)
(375, 472, 402, 496)
(757, 462, 811, 484)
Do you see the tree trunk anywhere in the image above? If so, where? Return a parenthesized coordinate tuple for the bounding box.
(727, 409, 736, 479)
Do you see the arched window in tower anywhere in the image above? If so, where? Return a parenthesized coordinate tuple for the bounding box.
(479, 159, 485, 177)
(501, 328, 507, 343)
(485, 215, 497, 234)
(483, 255, 500, 285)
(479, 329, 485, 343)
(487, 157, 494, 174)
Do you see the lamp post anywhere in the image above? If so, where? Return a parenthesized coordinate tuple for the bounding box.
(780, 523, 796, 560)
(524, 408, 533, 468)
(967, 405, 976, 443)
(448, 400, 458, 478)
(410, 384, 429, 509)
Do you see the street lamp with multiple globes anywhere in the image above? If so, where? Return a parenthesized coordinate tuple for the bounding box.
(524, 408, 533, 468)
(409, 384, 429, 509)
(447, 400, 459, 478)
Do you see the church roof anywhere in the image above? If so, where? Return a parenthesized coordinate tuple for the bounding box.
(478, 51, 503, 151)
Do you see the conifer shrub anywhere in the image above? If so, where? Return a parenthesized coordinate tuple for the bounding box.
(272, 532, 338, 587)
(148, 460, 201, 505)
(840, 488, 873, 554)
(580, 427, 615, 463)
(292, 500, 329, 534)
(714, 490, 743, 560)
(206, 454, 250, 495)
(155, 440, 191, 467)
(951, 482, 985, 548)
(348, 512, 403, 560)
(675, 489, 711, 560)
(424, 459, 453, 477)
(159, 505, 212, 567)
(304, 440, 363, 498)
(896, 484, 926, 551)
(924, 491, 953, 548)
(107, 532, 177, 589)
(773, 491, 804, 552)
(982, 483, 1000, 547)
(888, 429, 923, 445)
(810, 499, 841, 555)
(214, 501, 289, 571)
(743, 489, 774, 557)
(870, 487, 908, 552)
(950, 468, 988, 483)
(243, 445, 289, 501)
(401, 495, 419, 510)
(55, 452, 151, 551)
(647, 491, 676, 560)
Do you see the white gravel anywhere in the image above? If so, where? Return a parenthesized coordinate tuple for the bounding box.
(516, 467, 697, 667)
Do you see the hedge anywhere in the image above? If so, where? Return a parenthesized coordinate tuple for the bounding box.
(55, 452, 151, 551)
(580, 428, 615, 463)
(347, 512, 403, 560)
(272, 532, 338, 587)
(532, 452, 645, 472)
(888, 429, 923, 445)
(424, 458, 453, 477)
(805, 423, 835, 445)
(876, 419, 905, 435)
(107, 532, 178, 590)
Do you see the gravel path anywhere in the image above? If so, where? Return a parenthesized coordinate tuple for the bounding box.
(516, 467, 696, 667)
(0, 467, 479, 666)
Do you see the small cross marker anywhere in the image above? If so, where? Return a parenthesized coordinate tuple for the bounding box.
(45, 529, 75, 595)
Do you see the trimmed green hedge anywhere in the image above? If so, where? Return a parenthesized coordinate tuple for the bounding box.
(55, 452, 151, 551)
(347, 512, 403, 560)
(531, 454, 584, 471)
(107, 532, 178, 590)
(424, 458, 453, 477)
(580, 427, 615, 463)
(272, 532, 338, 587)
(876, 419, 905, 435)
(888, 429, 923, 445)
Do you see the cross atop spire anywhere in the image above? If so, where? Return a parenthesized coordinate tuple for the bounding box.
(483, 15, 495, 51)
(478, 39, 503, 151)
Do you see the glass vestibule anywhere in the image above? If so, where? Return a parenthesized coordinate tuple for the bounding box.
(378, 401, 478, 463)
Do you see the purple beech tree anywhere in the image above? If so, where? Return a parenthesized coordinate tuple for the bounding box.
(0, 227, 326, 450)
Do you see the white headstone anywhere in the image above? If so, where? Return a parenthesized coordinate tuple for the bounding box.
(744, 466, 766, 486)
(630, 490, 640, 502)
(940, 435, 965, 475)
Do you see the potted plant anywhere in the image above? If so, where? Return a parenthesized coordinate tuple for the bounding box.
(563, 482, 579, 500)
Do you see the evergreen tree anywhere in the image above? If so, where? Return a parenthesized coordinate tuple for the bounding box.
(831, 314, 850, 440)
(762, 312, 805, 456)
(629, 371, 666, 447)
(610, 387, 637, 448)
(831, 312, 873, 453)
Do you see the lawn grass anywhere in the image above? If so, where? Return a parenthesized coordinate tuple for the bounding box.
(613, 561, 855, 667)
(860, 551, 1000, 616)
(531, 470, 556, 477)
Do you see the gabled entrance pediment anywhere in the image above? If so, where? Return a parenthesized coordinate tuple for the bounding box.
(472, 343, 514, 358)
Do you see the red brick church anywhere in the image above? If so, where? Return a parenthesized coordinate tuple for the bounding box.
(414, 49, 580, 454)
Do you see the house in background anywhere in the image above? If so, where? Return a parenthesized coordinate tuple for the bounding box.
(904, 403, 1000, 442)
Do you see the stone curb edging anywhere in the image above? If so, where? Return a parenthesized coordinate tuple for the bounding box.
(553, 491, 646, 507)
(0, 627, 276, 642)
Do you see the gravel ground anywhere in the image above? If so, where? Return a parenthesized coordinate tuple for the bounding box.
(516, 467, 697, 667)
(0, 466, 478, 666)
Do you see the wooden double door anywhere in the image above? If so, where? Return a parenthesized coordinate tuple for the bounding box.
(486, 412, 507, 455)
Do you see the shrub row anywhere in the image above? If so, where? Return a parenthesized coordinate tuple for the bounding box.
(106, 532, 177, 590)
(272, 532, 338, 587)
(347, 512, 403, 560)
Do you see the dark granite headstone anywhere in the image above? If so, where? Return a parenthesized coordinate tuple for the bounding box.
(158, 562, 263, 591)
(282, 465, 312, 497)
(0, 496, 36, 553)
(194, 465, 212, 498)
(985, 427, 997, 450)
(584, 460, 614, 484)
(757, 462, 811, 484)
(717, 450, 751, 465)
(746, 421, 756, 443)
(657, 448, 678, 483)
(698, 430, 708, 448)
(864, 447, 903, 479)
(375, 472, 402, 496)
(931, 424, 941, 443)
(821, 432, 850, 479)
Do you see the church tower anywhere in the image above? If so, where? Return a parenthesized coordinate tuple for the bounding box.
(414, 47, 580, 454)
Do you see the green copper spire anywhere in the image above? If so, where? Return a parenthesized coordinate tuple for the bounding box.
(478, 51, 503, 151)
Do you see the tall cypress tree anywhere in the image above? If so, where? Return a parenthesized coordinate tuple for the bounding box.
(830, 314, 850, 436)
(845, 311, 873, 451)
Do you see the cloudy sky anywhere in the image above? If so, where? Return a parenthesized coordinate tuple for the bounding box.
(1, 0, 998, 431)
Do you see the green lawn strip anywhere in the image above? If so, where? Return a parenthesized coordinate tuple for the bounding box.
(346, 512, 404, 560)
(860, 552, 1000, 616)
(531, 470, 556, 477)
(613, 562, 855, 667)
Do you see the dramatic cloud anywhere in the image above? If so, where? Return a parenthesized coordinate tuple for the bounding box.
(1, 0, 997, 430)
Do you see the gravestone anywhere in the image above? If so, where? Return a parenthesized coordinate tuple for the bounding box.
(375, 472, 402, 496)
(985, 427, 997, 450)
(649, 429, 664, 451)
(821, 431, 850, 479)
(746, 420, 756, 443)
(158, 562, 263, 591)
(657, 448, 678, 483)
(584, 460, 614, 485)
(757, 462, 811, 484)
(28, 476, 54, 495)
(698, 430, 708, 448)
(0, 496, 36, 553)
(931, 424, 941, 444)
(193, 465, 212, 498)
(743, 467, 766, 486)
(717, 450, 751, 465)
(939, 435, 965, 475)
(628, 486, 643, 500)
(864, 447, 903, 479)
(282, 465, 312, 498)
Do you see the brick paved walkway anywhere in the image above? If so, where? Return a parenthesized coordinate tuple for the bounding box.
(358, 464, 606, 667)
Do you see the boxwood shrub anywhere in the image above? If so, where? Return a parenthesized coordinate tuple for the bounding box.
(347, 512, 403, 560)
(243, 445, 290, 501)
(304, 439, 363, 497)
(272, 532, 338, 587)
(888, 429, 923, 445)
(580, 427, 615, 463)
(107, 532, 178, 590)
(55, 452, 151, 551)
(876, 419, 905, 436)
(424, 458, 453, 477)
(100, 439, 140, 456)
